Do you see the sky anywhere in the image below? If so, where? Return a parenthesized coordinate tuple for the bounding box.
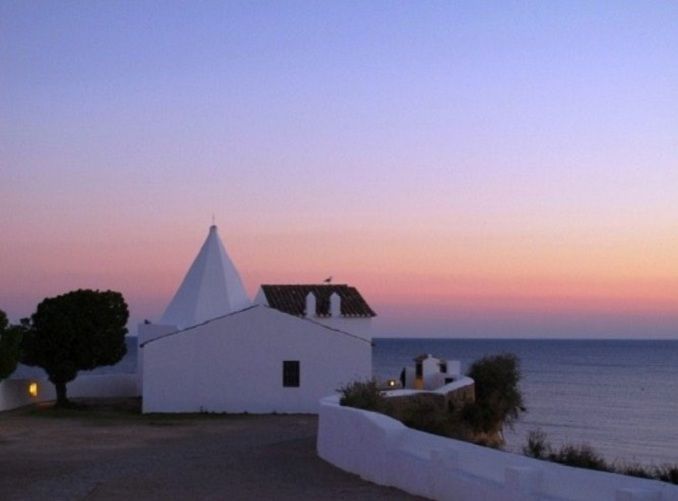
(2, 1, 677, 338)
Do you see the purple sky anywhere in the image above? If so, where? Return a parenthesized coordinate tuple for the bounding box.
(2, 2, 677, 337)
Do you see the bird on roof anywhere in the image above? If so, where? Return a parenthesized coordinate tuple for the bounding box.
(323, 276, 332, 283)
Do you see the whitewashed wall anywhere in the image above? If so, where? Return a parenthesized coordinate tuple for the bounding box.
(0, 379, 39, 411)
(142, 305, 371, 414)
(137, 323, 178, 392)
(0, 374, 139, 412)
(312, 317, 372, 342)
(317, 394, 678, 501)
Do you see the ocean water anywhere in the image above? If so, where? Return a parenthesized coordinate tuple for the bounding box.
(14, 337, 678, 466)
(374, 338, 678, 467)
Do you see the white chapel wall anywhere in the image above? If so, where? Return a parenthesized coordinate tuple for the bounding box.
(142, 306, 371, 414)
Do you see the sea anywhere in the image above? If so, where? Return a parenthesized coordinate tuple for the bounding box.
(374, 338, 678, 467)
(14, 337, 678, 467)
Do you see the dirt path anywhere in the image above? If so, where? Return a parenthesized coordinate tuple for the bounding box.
(0, 398, 420, 500)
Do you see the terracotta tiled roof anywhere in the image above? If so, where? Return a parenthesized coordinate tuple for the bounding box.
(260, 284, 376, 318)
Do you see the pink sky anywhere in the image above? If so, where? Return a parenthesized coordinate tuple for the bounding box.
(2, 2, 677, 337)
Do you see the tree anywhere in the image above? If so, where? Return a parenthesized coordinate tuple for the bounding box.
(462, 353, 525, 445)
(0, 310, 24, 381)
(21, 289, 128, 406)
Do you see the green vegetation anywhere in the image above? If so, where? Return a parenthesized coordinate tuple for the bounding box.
(0, 309, 26, 381)
(523, 429, 678, 485)
(21, 289, 129, 407)
(338, 380, 390, 413)
(340, 353, 525, 448)
(338, 381, 469, 439)
(461, 353, 525, 437)
(524, 429, 607, 471)
(398, 395, 450, 437)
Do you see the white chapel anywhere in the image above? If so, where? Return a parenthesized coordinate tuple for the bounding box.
(138, 225, 374, 413)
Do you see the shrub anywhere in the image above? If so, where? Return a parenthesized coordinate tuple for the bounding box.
(552, 443, 608, 471)
(338, 380, 388, 413)
(399, 395, 449, 436)
(522, 430, 678, 485)
(615, 462, 654, 480)
(613, 463, 678, 485)
(523, 430, 607, 471)
(523, 429, 550, 459)
(463, 353, 525, 434)
(654, 465, 678, 485)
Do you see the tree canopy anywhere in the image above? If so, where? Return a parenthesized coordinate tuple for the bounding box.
(462, 353, 525, 438)
(21, 289, 129, 405)
(0, 309, 24, 381)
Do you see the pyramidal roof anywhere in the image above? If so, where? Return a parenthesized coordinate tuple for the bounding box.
(160, 225, 250, 329)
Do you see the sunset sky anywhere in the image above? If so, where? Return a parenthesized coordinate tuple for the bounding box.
(2, 2, 677, 338)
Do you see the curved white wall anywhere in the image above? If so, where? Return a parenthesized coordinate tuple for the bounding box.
(317, 394, 678, 501)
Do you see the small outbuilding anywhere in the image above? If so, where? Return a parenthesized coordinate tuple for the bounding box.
(401, 354, 461, 390)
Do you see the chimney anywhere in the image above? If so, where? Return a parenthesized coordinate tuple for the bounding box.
(305, 292, 316, 317)
(330, 292, 341, 317)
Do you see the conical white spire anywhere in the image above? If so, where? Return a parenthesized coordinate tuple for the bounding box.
(160, 225, 250, 329)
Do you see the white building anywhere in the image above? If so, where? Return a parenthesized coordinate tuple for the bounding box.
(160, 224, 251, 330)
(401, 354, 461, 390)
(142, 305, 371, 413)
(139, 225, 374, 413)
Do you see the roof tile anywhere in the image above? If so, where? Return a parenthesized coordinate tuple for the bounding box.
(260, 284, 376, 318)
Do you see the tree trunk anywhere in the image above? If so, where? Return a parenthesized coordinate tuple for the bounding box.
(55, 381, 69, 407)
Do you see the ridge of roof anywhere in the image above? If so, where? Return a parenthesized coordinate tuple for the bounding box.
(159, 225, 251, 329)
(141, 304, 371, 347)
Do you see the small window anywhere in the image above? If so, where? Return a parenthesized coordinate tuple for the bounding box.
(283, 361, 300, 387)
(439, 362, 448, 373)
(415, 362, 423, 378)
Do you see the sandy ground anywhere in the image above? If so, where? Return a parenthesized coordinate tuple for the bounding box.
(0, 398, 420, 501)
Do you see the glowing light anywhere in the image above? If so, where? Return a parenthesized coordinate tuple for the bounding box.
(28, 382, 38, 397)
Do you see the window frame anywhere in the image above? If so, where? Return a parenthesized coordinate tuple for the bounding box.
(282, 360, 300, 388)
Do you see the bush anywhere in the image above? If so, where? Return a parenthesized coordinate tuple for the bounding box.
(523, 429, 550, 459)
(338, 380, 389, 413)
(654, 465, 678, 485)
(399, 396, 449, 437)
(463, 353, 525, 434)
(552, 444, 608, 471)
(523, 430, 678, 485)
(523, 430, 607, 471)
(616, 462, 654, 480)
